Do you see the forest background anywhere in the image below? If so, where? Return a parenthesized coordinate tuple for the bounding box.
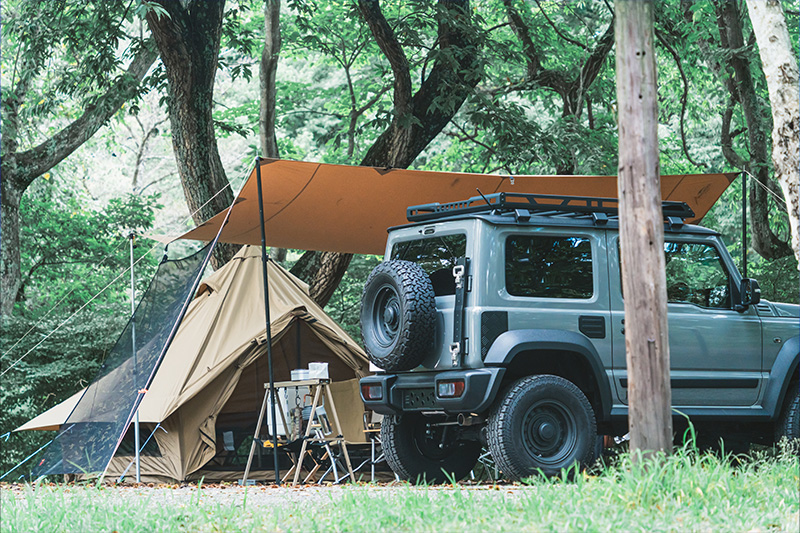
(0, 0, 797, 474)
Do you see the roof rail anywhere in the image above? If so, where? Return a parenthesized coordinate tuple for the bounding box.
(406, 192, 695, 226)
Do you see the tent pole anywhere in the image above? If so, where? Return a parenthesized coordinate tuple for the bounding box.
(256, 157, 281, 485)
(296, 318, 302, 370)
(741, 172, 747, 278)
(129, 232, 141, 483)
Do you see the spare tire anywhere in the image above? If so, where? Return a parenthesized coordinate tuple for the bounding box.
(360, 260, 436, 371)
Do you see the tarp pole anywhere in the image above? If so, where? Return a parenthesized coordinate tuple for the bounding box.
(296, 318, 302, 370)
(255, 157, 281, 484)
(129, 232, 141, 483)
(741, 172, 748, 278)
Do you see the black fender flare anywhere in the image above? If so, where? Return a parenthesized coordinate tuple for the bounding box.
(762, 336, 799, 420)
(483, 329, 612, 421)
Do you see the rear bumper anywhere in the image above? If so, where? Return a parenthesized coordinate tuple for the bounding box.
(360, 368, 506, 416)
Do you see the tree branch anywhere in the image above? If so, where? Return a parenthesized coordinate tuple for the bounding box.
(502, 0, 541, 79)
(355, 85, 392, 116)
(533, 0, 588, 50)
(571, 16, 615, 114)
(358, 0, 413, 118)
(655, 28, 706, 169)
(721, 97, 747, 170)
(6, 43, 157, 186)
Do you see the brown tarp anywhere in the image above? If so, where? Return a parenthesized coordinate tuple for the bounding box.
(179, 159, 737, 252)
(17, 246, 370, 482)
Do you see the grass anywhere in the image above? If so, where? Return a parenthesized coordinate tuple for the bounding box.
(1, 444, 798, 532)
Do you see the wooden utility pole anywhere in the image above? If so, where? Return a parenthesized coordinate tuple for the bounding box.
(615, 0, 673, 458)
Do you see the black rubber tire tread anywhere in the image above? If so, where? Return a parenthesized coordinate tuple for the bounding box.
(381, 414, 481, 484)
(360, 260, 436, 371)
(487, 374, 597, 480)
(775, 384, 800, 448)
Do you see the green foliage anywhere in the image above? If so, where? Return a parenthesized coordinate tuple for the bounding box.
(17, 177, 161, 317)
(0, 0, 156, 148)
(324, 254, 383, 342)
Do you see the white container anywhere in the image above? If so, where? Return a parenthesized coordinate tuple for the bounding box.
(291, 368, 310, 381)
(308, 362, 329, 379)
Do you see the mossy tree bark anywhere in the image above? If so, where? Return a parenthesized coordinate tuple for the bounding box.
(146, 1, 238, 269)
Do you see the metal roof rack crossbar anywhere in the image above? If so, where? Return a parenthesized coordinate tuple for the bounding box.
(406, 192, 695, 224)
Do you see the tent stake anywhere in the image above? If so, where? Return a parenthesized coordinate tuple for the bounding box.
(129, 232, 141, 483)
(255, 157, 281, 484)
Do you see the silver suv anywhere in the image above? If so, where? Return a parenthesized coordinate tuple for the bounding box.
(359, 193, 799, 482)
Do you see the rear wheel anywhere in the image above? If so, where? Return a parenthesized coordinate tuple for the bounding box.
(487, 375, 597, 480)
(776, 384, 799, 452)
(382, 414, 481, 484)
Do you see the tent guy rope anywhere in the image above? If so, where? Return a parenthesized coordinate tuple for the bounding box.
(0, 245, 162, 377)
(1, 175, 243, 367)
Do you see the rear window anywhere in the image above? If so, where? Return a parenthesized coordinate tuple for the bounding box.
(391, 234, 466, 296)
(505, 235, 593, 299)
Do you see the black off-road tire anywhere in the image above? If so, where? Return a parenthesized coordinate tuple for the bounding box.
(360, 260, 436, 371)
(775, 384, 800, 452)
(487, 375, 597, 480)
(381, 414, 481, 484)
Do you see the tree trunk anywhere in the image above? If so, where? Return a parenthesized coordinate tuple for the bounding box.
(296, 0, 483, 308)
(716, 2, 792, 260)
(260, 0, 281, 160)
(0, 45, 157, 317)
(745, 0, 800, 264)
(260, 0, 286, 264)
(146, 1, 237, 269)
(0, 181, 23, 317)
(615, 0, 673, 459)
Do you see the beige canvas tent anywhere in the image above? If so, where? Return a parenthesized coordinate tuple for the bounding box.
(17, 246, 370, 483)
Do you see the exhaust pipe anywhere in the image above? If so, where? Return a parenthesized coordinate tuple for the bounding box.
(457, 413, 485, 426)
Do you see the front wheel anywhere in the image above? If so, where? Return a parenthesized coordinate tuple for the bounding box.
(487, 375, 597, 480)
(381, 414, 481, 484)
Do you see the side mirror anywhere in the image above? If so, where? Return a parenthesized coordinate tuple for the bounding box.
(739, 278, 761, 308)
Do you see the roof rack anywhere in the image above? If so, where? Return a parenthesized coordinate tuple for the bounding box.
(406, 192, 695, 227)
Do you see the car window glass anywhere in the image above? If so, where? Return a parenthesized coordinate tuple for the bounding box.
(505, 235, 593, 299)
(391, 234, 466, 295)
(664, 242, 731, 308)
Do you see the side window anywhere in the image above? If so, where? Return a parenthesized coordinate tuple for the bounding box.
(664, 242, 731, 308)
(505, 235, 593, 299)
(391, 234, 466, 296)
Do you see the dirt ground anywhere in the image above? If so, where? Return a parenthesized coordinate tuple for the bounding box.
(0, 483, 526, 506)
(0, 480, 522, 507)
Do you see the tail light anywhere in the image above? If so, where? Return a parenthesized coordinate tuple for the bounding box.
(437, 380, 465, 398)
(361, 384, 383, 401)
